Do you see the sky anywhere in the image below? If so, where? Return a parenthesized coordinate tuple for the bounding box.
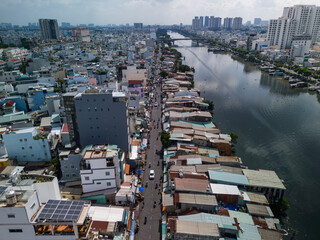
(0, 0, 319, 26)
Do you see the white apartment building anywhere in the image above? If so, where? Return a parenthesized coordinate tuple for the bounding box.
(80, 145, 123, 195)
(290, 35, 312, 57)
(0, 174, 61, 240)
(267, 5, 320, 49)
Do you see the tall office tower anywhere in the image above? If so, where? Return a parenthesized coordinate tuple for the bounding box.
(200, 16, 204, 28)
(209, 16, 214, 28)
(74, 89, 129, 152)
(254, 18, 262, 25)
(223, 18, 233, 30)
(39, 19, 60, 40)
(192, 16, 200, 30)
(205, 16, 209, 28)
(212, 17, 222, 30)
(232, 17, 243, 30)
(134, 23, 143, 29)
(267, 5, 320, 49)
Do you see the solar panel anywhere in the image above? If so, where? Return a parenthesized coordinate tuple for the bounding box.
(37, 200, 86, 222)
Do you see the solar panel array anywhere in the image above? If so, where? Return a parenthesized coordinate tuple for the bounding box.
(37, 200, 86, 222)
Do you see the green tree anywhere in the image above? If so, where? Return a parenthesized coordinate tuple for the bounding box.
(160, 56, 164, 61)
(248, 54, 256, 62)
(203, 99, 214, 111)
(160, 70, 169, 78)
(161, 131, 171, 148)
(51, 158, 61, 179)
(229, 132, 238, 144)
(178, 64, 191, 72)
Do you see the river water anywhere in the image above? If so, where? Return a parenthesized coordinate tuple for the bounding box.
(169, 31, 320, 240)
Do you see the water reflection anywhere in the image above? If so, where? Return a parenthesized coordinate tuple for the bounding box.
(169, 31, 320, 240)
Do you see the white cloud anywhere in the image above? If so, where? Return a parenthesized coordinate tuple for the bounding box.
(0, 0, 319, 25)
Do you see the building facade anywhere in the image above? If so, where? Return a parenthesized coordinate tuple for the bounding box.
(39, 19, 60, 41)
(74, 89, 129, 151)
(232, 17, 243, 30)
(223, 18, 233, 30)
(80, 145, 122, 194)
(267, 5, 320, 49)
(3, 127, 51, 162)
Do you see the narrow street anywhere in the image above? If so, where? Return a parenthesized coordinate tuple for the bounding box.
(136, 80, 163, 240)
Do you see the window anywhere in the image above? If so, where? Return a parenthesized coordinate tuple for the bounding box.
(105, 172, 110, 176)
(31, 203, 36, 209)
(97, 182, 101, 185)
(44, 153, 47, 156)
(9, 229, 23, 233)
(19, 139, 23, 142)
(21, 147, 24, 150)
(106, 182, 111, 186)
(7, 214, 15, 218)
(31, 154, 34, 157)
(85, 176, 89, 180)
(72, 174, 76, 177)
(29, 146, 32, 149)
(23, 155, 26, 158)
(43, 145, 46, 148)
(102, 98, 105, 102)
(24, 138, 27, 142)
(71, 165, 74, 168)
(66, 174, 70, 177)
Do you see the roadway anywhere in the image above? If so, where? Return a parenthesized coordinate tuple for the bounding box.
(136, 80, 163, 240)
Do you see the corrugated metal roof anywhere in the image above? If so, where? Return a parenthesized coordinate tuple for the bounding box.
(238, 223, 261, 240)
(175, 220, 220, 237)
(0, 114, 31, 124)
(208, 170, 249, 186)
(242, 169, 286, 190)
(246, 203, 274, 217)
(228, 210, 254, 225)
(186, 158, 202, 165)
(176, 193, 218, 206)
(210, 183, 241, 196)
(178, 213, 236, 230)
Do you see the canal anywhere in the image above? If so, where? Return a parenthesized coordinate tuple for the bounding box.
(169, 31, 320, 240)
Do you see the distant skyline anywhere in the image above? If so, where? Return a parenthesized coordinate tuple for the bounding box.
(1, 0, 319, 26)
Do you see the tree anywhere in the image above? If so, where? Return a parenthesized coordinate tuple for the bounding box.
(203, 99, 214, 111)
(248, 54, 256, 62)
(90, 56, 100, 62)
(229, 132, 238, 144)
(160, 56, 164, 61)
(161, 131, 171, 148)
(160, 70, 168, 78)
(178, 64, 190, 73)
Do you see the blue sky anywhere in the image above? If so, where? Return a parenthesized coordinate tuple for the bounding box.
(0, 0, 319, 25)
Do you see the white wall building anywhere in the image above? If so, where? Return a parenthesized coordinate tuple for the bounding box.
(267, 5, 320, 49)
(80, 145, 122, 195)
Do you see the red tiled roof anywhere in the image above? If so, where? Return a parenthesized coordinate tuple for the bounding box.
(0, 60, 5, 64)
(11, 59, 20, 62)
(4, 100, 15, 107)
(128, 80, 143, 84)
(61, 124, 69, 133)
(91, 221, 109, 231)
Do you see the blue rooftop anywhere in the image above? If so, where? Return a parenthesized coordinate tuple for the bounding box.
(208, 170, 249, 186)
